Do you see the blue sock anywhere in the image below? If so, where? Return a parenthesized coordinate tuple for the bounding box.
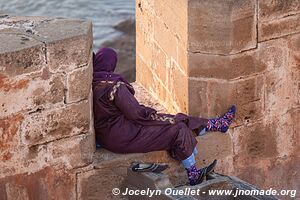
(193, 147, 198, 155)
(181, 153, 196, 169)
(198, 128, 207, 136)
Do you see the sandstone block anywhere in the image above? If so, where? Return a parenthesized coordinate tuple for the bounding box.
(257, 38, 289, 70)
(259, 0, 300, 21)
(264, 68, 294, 116)
(34, 19, 93, 72)
(288, 34, 300, 67)
(168, 61, 188, 113)
(188, 0, 231, 54)
(136, 28, 153, 68)
(233, 76, 264, 105)
(188, 77, 264, 126)
(1, 133, 94, 178)
(66, 60, 92, 103)
(153, 17, 178, 60)
(77, 168, 125, 200)
(188, 79, 235, 118)
(234, 100, 263, 126)
(150, 43, 167, 85)
(259, 14, 300, 42)
(154, 0, 188, 44)
(188, 79, 208, 117)
(177, 44, 188, 74)
(21, 101, 90, 146)
(46, 133, 95, 169)
(270, 109, 299, 158)
(195, 132, 233, 167)
(232, 122, 278, 166)
(265, 157, 300, 195)
(231, 0, 257, 53)
(136, 0, 155, 67)
(0, 34, 45, 77)
(0, 72, 64, 118)
(188, 53, 231, 79)
(0, 114, 24, 162)
(80, 149, 180, 200)
(136, 56, 156, 94)
(188, 0, 256, 54)
(0, 168, 76, 200)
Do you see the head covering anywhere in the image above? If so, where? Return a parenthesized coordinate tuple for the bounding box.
(93, 47, 118, 73)
(93, 47, 134, 95)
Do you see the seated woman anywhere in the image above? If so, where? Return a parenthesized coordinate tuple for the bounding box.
(93, 47, 236, 186)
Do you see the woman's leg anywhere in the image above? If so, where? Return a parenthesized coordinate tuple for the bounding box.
(197, 105, 236, 135)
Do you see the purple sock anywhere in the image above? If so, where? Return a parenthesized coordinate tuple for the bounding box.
(206, 105, 236, 133)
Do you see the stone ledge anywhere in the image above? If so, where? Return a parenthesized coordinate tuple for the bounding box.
(0, 15, 93, 74)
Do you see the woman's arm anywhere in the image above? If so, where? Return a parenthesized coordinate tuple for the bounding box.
(113, 83, 157, 121)
(111, 82, 208, 129)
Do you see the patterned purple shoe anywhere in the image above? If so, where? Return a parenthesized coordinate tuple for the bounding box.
(186, 159, 217, 186)
(186, 164, 205, 186)
(206, 105, 236, 133)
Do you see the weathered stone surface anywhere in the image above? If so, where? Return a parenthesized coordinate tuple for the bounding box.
(264, 69, 294, 116)
(46, 133, 95, 169)
(136, 56, 156, 93)
(0, 15, 95, 199)
(0, 72, 64, 118)
(0, 168, 76, 200)
(188, 0, 256, 54)
(232, 122, 278, 167)
(259, 0, 300, 21)
(153, 17, 178, 60)
(154, 0, 188, 45)
(188, 79, 208, 117)
(168, 61, 188, 113)
(132, 82, 167, 113)
(259, 14, 300, 41)
(21, 101, 90, 146)
(34, 19, 93, 72)
(236, 157, 300, 199)
(66, 60, 92, 103)
(0, 114, 24, 162)
(188, 0, 231, 54)
(188, 51, 267, 80)
(234, 76, 264, 105)
(231, 0, 257, 53)
(77, 168, 127, 200)
(1, 133, 94, 179)
(136, 0, 155, 67)
(0, 34, 45, 77)
(195, 132, 233, 168)
(271, 109, 299, 158)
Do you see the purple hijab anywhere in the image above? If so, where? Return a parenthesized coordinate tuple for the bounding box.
(93, 47, 134, 94)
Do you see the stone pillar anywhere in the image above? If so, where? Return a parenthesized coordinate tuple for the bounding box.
(136, 0, 300, 194)
(0, 15, 94, 199)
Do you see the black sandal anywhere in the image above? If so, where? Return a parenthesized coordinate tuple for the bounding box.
(131, 162, 169, 173)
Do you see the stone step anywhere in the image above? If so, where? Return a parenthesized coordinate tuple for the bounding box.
(125, 169, 279, 200)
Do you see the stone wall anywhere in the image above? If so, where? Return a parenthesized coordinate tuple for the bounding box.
(136, 0, 300, 194)
(0, 15, 95, 199)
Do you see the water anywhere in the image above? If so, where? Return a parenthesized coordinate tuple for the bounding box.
(0, 0, 135, 49)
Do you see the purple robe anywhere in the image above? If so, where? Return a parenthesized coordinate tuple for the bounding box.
(93, 48, 208, 160)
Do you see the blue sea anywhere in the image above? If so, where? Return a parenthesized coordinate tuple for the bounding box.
(0, 0, 135, 49)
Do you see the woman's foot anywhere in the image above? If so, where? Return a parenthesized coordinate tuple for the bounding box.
(186, 159, 217, 186)
(206, 105, 236, 133)
(186, 164, 206, 186)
